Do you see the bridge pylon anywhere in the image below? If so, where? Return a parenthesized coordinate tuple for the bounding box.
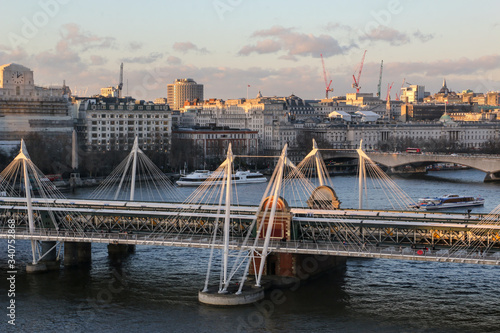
(1, 140, 65, 272)
(199, 143, 265, 305)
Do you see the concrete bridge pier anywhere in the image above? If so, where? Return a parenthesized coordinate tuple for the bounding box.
(26, 241, 60, 273)
(251, 194, 347, 287)
(63, 242, 92, 267)
(250, 253, 346, 287)
(484, 172, 500, 182)
(107, 243, 135, 261)
(40, 241, 60, 271)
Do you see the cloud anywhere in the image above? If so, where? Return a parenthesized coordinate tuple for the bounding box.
(278, 55, 298, 62)
(252, 25, 293, 37)
(324, 22, 354, 32)
(167, 56, 182, 65)
(90, 55, 107, 66)
(239, 25, 348, 58)
(129, 42, 143, 50)
(238, 39, 281, 55)
(172, 42, 209, 54)
(60, 23, 116, 51)
(385, 55, 500, 77)
(360, 26, 410, 46)
(413, 30, 434, 43)
(122, 52, 163, 64)
(325, 21, 435, 46)
(0, 47, 29, 65)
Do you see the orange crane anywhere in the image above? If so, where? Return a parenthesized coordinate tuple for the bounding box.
(386, 82, 394, 101)
(352, 50, 367, 93)
(320, 54, 333, 99)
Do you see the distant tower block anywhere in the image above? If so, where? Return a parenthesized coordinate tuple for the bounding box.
(167, 78, 204, 110)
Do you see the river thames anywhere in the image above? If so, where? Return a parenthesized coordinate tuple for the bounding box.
(1, 169, 499, 332)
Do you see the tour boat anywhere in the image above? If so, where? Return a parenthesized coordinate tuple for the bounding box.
(416, 194, 484, 210)
(176, 170, 267, 187)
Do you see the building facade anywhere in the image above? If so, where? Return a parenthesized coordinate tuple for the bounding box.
(0, 63, 73, 149)
(166, 78, 203, 110)
(76, 97, 171, 152)
(172, 126, 259, 168)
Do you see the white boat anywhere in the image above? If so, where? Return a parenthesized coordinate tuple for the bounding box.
(417, 194, 484, 210)
(176, 170, 267, 187)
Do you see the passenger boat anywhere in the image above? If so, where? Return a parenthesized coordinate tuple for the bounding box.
(176, 170, 267, 187)
(416, 194, 484, 210)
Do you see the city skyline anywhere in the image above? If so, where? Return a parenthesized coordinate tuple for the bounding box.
(1, 0, 499, 101)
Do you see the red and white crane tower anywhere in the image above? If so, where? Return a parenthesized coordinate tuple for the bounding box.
(352, 50, 367, 93)
(386, 81, 394, 102)
(320, 53, 333, 99)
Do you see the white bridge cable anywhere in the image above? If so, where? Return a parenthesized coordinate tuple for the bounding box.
(0, 140, 100, 263)
(357, 147, 418, 211)
(89, 141, 179, 202)
(286, 148, 369, 251)
(447, 203, 500, 258)
(0, 147, 91, 233)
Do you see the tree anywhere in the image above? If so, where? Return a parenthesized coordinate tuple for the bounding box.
(23, 133, 72, 174)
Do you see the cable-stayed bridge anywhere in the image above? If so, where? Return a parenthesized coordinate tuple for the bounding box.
(1, 137, 500, 304)
(2, 196, 499, 266)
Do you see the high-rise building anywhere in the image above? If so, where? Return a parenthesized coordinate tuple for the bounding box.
(167, 78, 203, 110)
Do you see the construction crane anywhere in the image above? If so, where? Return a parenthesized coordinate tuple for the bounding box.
(320, 54, 333, 99)
(352, 50, 367, 93)
(117, 63, 124, 98)
(395, 78, 405, 101)
(376, 60, 383, 98)
(386, 81, 394, 102)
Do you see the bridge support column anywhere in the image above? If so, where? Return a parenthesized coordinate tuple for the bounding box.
(107, 244, 135, 261)
(484, 172, 500, 182)
(64, 242, 92, 267)
(26, 262, 47, 274)
(250, 253, 346, 287)
(40, 241, 60, 271)
(26, 241, 60, 273)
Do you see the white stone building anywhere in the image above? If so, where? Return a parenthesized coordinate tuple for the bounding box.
(76, 97, 171, 152)
(0, 63, 73, 150)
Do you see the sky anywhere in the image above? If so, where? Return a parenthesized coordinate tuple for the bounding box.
(1, 0, 499, 101)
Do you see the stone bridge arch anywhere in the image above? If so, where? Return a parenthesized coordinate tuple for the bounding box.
(320, 150, 500, 182)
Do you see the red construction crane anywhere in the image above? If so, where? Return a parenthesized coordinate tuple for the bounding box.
(395, 78, 405, 101)
(386, 81, 394, 102)
(352, 50, 367, 93)
(320, 54, 333, 99)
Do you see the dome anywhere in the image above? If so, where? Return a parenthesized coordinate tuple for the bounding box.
(439, 112, 454, 124)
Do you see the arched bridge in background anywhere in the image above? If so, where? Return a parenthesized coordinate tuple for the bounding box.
(322, 151, 500, 182)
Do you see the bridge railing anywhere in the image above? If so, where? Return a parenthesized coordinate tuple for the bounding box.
(2, 228, 499, 265)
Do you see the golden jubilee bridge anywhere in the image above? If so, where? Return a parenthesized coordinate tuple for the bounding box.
(1, 138, 500, 305)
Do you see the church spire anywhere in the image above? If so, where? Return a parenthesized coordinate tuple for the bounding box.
(438, 78, 450, 95)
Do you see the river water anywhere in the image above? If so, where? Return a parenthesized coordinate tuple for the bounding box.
(1, 169, 499, 332)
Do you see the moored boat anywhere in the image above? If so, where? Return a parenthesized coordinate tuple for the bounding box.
(417, 194, 484, 210)
(176, 170, 267, 187)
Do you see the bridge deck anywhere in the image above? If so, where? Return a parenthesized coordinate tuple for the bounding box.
(2, 197, 499, 266)
(2, 229, 498, 266)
